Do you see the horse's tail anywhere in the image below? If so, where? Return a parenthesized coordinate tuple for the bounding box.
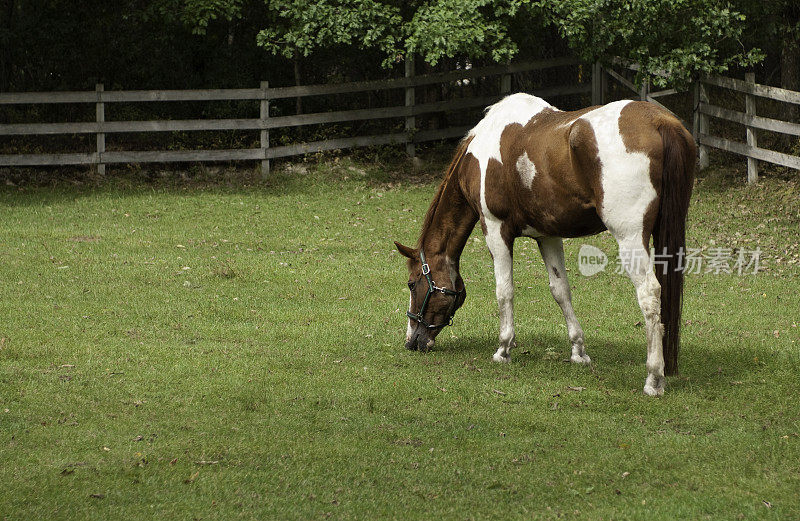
(654, 121, 696, 375)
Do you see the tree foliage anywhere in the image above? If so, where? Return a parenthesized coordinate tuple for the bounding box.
(403, 0, 535, 66)
(251, 0, 765, 88)
(0, 0, 786, 92)
(256, 0, 402, 67)
(538, 0, 763, 88)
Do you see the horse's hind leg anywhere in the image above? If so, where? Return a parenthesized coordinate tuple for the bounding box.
(613, 233, 665, 396)
(537, 237, 590, 364)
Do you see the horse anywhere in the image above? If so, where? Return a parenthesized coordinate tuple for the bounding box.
(395, 93, 695, 396)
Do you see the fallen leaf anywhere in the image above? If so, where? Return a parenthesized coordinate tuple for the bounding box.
(89, 493, 105, 499)
(567, 386, 586, 392)
(184, 470, 200, 484)
(492, 389, 506, 396)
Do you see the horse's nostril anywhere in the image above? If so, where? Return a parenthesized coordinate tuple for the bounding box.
(417, 336, 434, 352)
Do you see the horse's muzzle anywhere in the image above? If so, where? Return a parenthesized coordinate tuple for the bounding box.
(405, 327, 434, 351)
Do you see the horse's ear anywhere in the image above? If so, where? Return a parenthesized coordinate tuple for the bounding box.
(394, 241, 416, 259)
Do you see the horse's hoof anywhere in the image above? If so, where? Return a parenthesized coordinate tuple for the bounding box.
(571, 353, 592, 364)
(643, 385, 663, 397)
(643, 374, 665, 396)
(492, 350, 510, 363)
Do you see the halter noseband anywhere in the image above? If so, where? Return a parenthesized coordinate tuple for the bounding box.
(406, 249, 464, 331)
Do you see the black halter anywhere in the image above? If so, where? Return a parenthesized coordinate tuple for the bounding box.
(406, 250, 464, 330)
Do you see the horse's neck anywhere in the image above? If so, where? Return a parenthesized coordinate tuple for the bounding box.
(420, 172, 478, 266)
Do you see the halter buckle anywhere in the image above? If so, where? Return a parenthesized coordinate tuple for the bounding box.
(421, 263, 430, 275)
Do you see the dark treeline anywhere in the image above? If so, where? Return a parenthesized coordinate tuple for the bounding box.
(0, 1, 798, 161)
(2, 1, 797, 93)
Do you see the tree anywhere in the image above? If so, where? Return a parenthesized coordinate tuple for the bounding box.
(250, 0, 763, 90)
(536, 0, 763, 88)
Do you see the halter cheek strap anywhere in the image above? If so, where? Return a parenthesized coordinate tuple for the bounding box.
(406, 249, 463, 330)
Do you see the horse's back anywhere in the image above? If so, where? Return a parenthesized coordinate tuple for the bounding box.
(462, 94, 690, 240)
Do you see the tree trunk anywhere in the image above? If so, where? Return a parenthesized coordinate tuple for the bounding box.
(0, 0, 14, 90)
(780, 22, 800, 124)
(293, 48, 303, 115)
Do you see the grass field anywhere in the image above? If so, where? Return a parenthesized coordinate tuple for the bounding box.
(1, 154, 799, 520)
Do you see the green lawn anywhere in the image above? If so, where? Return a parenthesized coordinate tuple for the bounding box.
(1, 156, 799, 520)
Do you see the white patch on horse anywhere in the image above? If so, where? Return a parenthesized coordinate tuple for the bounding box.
(467, 93, 551, 174)
(516, 151, 537, 189)
(578, 100, 655, 237)
(468, 94, 551, 236)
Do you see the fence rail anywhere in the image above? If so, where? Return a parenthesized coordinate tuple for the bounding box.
(696, 73, 800, 183)
(598, 59, 800, 183)
(0, 57, 588, 174)
(5, 56, 800, 183)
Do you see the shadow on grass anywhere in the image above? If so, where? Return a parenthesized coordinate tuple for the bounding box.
(417, 328, 773, 395)
(0, 145, 455, 208)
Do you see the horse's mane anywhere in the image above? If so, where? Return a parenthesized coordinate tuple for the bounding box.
(416, 136, 473, 247)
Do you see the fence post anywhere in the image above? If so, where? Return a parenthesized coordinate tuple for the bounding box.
(745, 72, 758, 184)
(404, 55, 415, 159)
(260, 81, 270, 178)
(639, 77, 649, 101)
(95, 84, 105, 175)
(692, 80, 709, 169)
(591, 62, 603, 105)
(500, 72, 512, 96)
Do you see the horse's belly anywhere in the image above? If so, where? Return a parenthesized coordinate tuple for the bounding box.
(526, 204, 606, 238)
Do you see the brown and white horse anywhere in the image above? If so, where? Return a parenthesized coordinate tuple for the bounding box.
(395, 93, 695, 395)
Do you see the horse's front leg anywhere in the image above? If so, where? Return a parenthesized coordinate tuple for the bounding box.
(485, 219, 516, 363)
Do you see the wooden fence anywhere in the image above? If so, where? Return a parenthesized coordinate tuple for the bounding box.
(594, 60, 800, 183)
(597, 59, 687, 127)
(4, 56, 799, 183)
(0, 56, 588, 176)
(694, 74, 800, 183)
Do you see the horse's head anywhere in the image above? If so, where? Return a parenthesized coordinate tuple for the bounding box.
(394, 241, 466, 351)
